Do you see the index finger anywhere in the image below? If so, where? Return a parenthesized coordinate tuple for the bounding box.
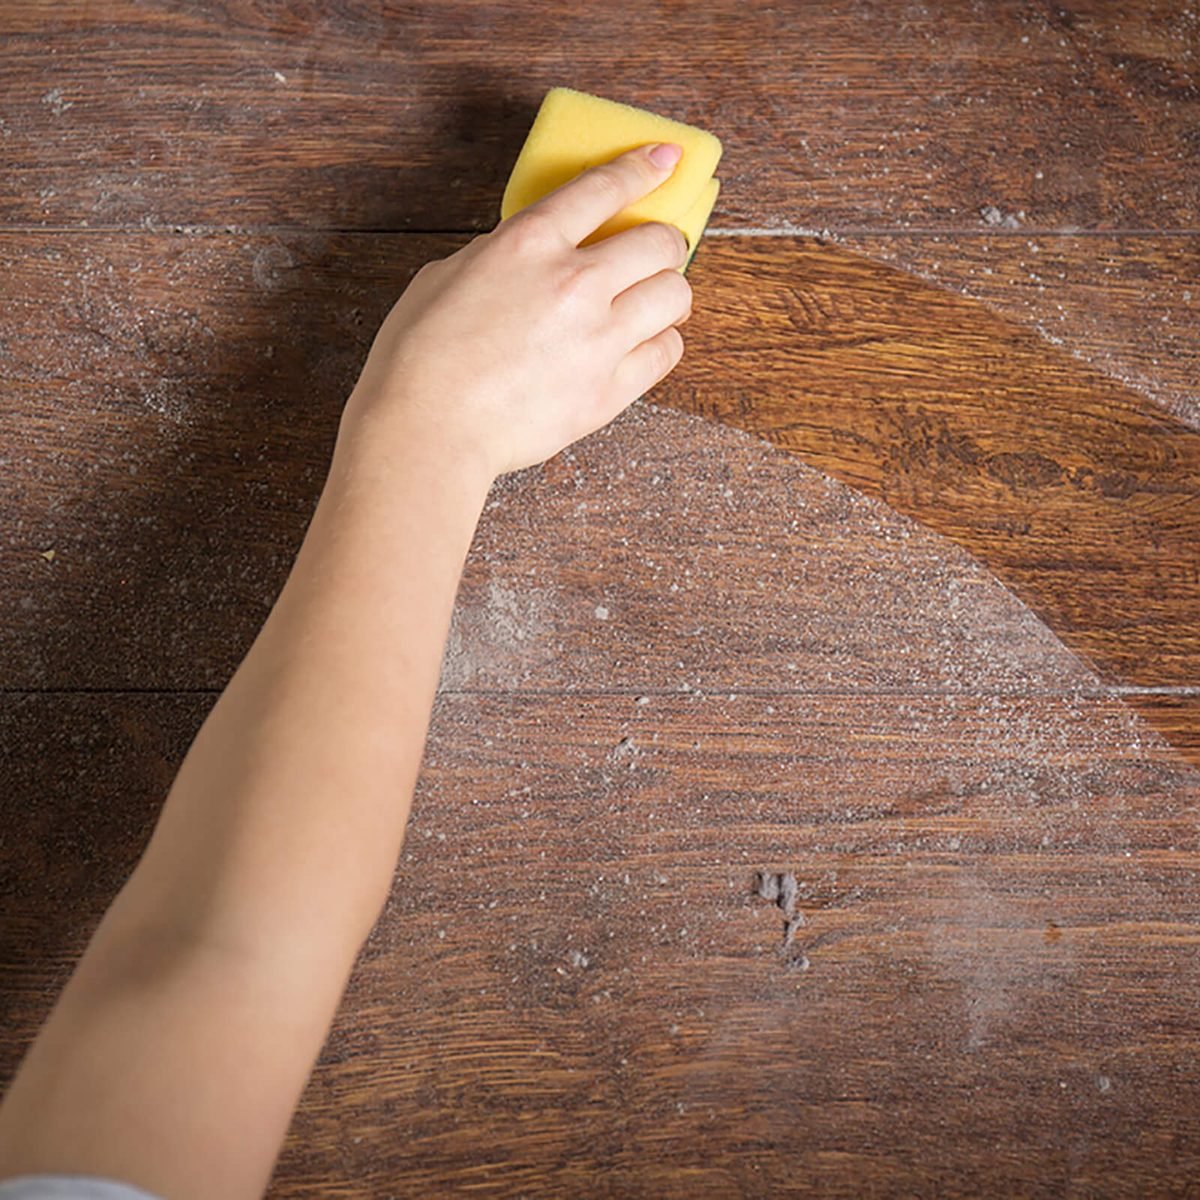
(532, 142, 683, 247)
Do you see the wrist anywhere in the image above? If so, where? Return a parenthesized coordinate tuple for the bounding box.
(337, 384, 499, 501)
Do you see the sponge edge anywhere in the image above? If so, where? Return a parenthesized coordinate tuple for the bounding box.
(501, 87, 722, 266)
(677, 177, 721, 266)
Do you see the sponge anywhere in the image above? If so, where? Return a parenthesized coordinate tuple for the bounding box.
(501, 87, 722, 270)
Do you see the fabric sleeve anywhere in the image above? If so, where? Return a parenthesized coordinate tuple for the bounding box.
(0, 1177, 163, 1200)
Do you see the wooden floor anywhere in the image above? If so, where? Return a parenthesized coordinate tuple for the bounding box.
(2, 2, 1199, 1195)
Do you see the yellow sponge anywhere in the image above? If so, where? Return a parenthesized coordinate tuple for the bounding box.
(500, 87, 722, 269)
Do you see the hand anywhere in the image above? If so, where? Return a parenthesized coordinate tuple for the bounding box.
(344, 142, 694, 479)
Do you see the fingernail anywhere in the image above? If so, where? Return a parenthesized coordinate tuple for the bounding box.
(649, 142, 683, 169)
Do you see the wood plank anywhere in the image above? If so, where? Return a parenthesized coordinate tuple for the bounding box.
(2, 232, 1196, 747)
(669, 237, 1200, 689)
(1, 1, 1197, 231)
(2, 691, 1197, 1195)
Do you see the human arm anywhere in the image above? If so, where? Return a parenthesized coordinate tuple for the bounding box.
(0, 141, 692, 1200)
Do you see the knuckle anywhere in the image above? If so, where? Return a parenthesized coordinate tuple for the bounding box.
(503, 211, 558, 255)
(655, 222, 687, 262)
(556, 259, 598, 302)
(588, 164, 626, 205)
(653, 329, 682, 374)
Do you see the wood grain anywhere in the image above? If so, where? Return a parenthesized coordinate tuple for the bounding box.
(6, 234, 1195, 1185)
(3, 690, 1197, 1196)
(4, 5, 1200, 1195)
(1, 1, 1197, 232)
(0, 280, 1096, 699)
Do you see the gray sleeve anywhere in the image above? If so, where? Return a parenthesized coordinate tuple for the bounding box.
(0, 1178, 163, 1200)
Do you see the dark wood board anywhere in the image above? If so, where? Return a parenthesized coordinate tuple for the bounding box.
(1, 1, 1197, 232)
(3, 233, 1197, 700)
(2, 690, 1198, 1196)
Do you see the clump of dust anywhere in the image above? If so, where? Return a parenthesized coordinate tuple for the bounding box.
(755, 870, 806, 955)
(979, 204, 1024, 229)
(41, 87, 73, 116)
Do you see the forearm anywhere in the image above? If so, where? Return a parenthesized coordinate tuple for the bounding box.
(0, 400, 493, 1196)
(118, 398, 493, 954)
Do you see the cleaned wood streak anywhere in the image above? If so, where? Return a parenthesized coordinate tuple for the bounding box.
(836, 234, 1200, 433)
(0, 1, 1197, 232)
(2, 691, 1198, 1196)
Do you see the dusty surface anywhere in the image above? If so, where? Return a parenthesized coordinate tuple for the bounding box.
(3, 1, 1199, 1193)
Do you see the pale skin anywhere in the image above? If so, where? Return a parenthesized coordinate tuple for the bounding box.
(0, 141, 693, 1199)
